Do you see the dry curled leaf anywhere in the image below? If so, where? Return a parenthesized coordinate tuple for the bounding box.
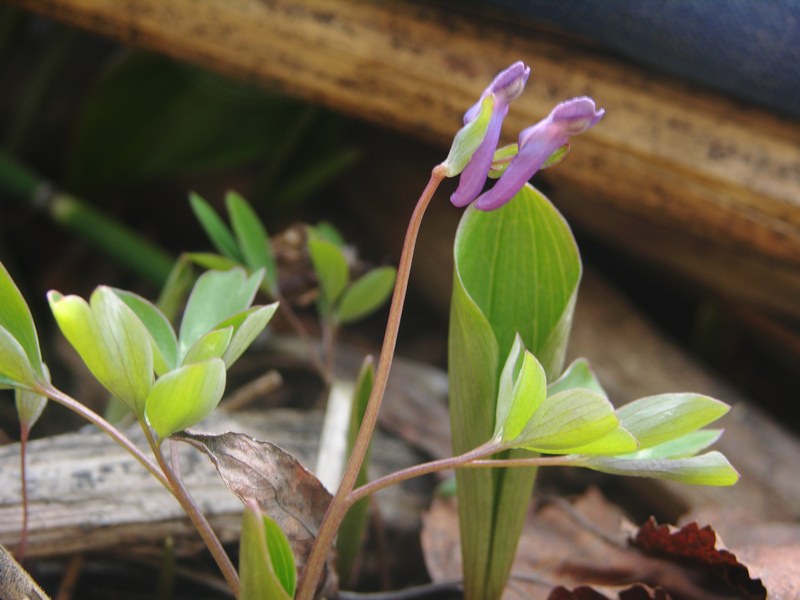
(421, 488, 769, 600)
(634, 519, 766, 599)
(174, 430, 336, 595)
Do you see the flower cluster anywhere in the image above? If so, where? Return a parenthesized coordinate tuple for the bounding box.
(448, 62, 604, 211)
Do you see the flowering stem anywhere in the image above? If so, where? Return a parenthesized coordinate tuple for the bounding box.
(296, 164, 448, 599)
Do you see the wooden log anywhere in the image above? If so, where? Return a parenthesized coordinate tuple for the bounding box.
(0, 409, 432, 558)
(7, 0, 800, 317)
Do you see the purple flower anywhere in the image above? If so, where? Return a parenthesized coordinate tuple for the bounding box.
(450, 62, 530, 207)
(471, 97, 604, 211)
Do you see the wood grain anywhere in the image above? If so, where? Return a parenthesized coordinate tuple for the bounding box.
(7, 0, 800, 316)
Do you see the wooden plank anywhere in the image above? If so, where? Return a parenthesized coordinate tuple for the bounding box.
(7, 0, 800, 317)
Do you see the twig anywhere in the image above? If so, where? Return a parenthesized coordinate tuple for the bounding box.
(55, 554, 85, 600)
(219, 369, 283, 412)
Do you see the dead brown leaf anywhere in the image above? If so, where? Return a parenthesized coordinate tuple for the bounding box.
(174, 431, 336, 594)
(421, 487, 768, 600)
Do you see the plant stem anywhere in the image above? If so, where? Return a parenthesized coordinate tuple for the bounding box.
(40, 386, 170, 490)
(296, 164, 447, 599)
(347, 441, 502, 506)
(144, 428, 240, 596)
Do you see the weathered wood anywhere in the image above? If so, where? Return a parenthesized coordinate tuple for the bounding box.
(0, 409, 431, 558)
(7, 0, 800, 317)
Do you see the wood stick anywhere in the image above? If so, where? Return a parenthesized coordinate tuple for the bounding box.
(6, 0, 800, 317)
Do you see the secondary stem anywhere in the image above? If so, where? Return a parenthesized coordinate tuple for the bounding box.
(144, 427, 240, 596)
(296, 164, 447, 599)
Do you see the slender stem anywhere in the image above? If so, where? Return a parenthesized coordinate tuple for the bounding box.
(296, 164, 447, 599)
(347, 441, 502, 506)
(40, 386, 170, 490)
(17, 426, 30, 561)
(144, 428, 240, 596)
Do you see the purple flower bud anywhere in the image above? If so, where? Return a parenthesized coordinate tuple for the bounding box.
(450, 62, 530, 207)
(472, 97, 604, 211)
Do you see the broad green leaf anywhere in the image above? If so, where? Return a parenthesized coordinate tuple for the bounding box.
(619, 429, 723, 460)
(443, 95, 494, 176)
(617, 394, 730, 449)
(494, 347, 547, 442)
(511, 388, 619, 453)
(0, 327, 38, 388)
(181, 327, 233, 365)
(0, 262, 44, 381)
(448, 268, 500, 598)
(450, 184, 581, 600)
(189, 193, 244, 262)
(49, 287, 153, 415)
(335, 267, 396, 325)
(178, 268, 263, 358)
(576, 451, 739, 486)
(145, 359, 225, 440)
(547, 358, 606, 397)
(226, 191, 279, 295)
(220, 303, 278, 368)
(308, 236, 349, 311)
(337, 357, 375, 585)
(454, 185, 581, 380)
(185, 252, 239, 272)
(113, 289, 178, 375)
(239, 503, 293, 600)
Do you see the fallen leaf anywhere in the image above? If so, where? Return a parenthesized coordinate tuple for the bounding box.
(421, 487, 769, 599)
(174, 431, 336, 595)
(634, 519, 766, 599)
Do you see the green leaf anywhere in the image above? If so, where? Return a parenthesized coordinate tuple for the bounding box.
(335, 267, 396, 325)
(263, 516, 297, 597)
(454, 185, 581, 380)
(239, 502, 294, 600)
(156, 257, 196, 323)
(15, 365, 50, 431)
(443, 95, 494, 177)
(619, 429, 723, 460)
(337, 357, 375, 585)
(220, 303, 278, 368)
(558, 425, 638, 455)
(49, 287, 153, 415)
(0, 327, 39, 388)
(181, 327, 233, 365)
(185, 252, 240, 272)
(510, 388, 619, 453)
(449, 183, 581, 599)
(178, 268, 263, 359)
(488, 144, 518, 179)
(547, 358, 606, 397)
(226, 191, 279, 295)
(494, 342, 547, 442)
(189, 193, 244, 262)
(308, 235, 349, 311)
(145, 358, 225, 440)
(113, 289, 178, 375)
(313, 221, 345, 247)
(576, 451, 739, 486)
(617, 393, 730, 449)
(0, 262, 44, 382)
